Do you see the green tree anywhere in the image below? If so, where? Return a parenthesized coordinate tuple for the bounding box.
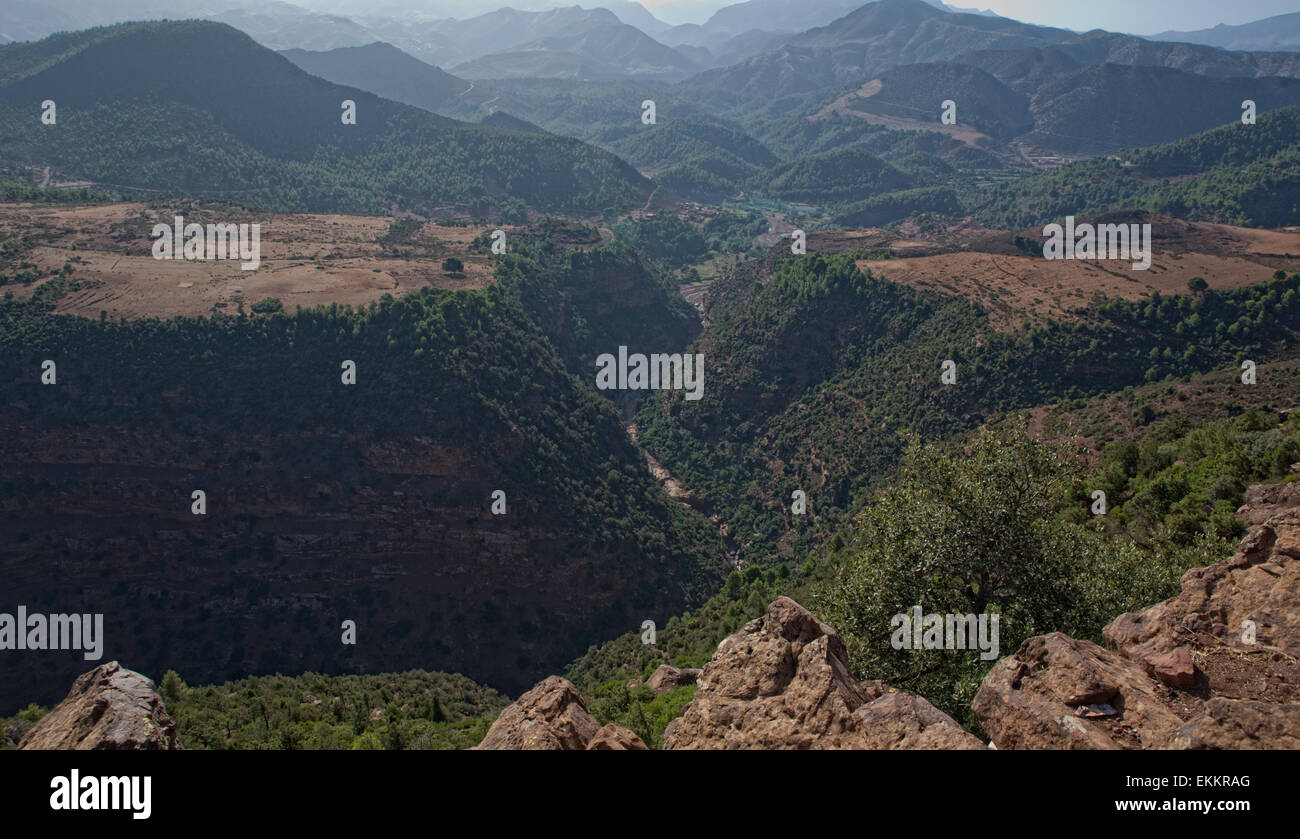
(250, 297, 283, 314)
(160, 670, 186, 704)
(813, 421, 1162, 725)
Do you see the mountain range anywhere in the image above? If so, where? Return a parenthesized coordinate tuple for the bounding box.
(0, 20, 649, 215)
(1152, 10, 1300, 52)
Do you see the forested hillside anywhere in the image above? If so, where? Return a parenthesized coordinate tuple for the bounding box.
(0, 22, 651, 216)
(635, 251, 1300, 564)
(972, 105, 1300, 228)
(0, 240, 722, 710)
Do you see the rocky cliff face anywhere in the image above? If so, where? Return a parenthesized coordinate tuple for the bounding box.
(974, 479, 1300, 750)
(18, 662, 181, 750)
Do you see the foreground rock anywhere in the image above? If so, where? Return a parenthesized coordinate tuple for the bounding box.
(663, 597, 985, 750)
(973, 633, 1184, 749)
(1105, 484, 1300, 661)
(587, 723, 649, 750)
(975, 478, 1300, 749)
(473, 676, 644, 750)
(19, 662, 181, 750)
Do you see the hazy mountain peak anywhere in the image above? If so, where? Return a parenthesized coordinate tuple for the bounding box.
(1151, 10, 1300, 52)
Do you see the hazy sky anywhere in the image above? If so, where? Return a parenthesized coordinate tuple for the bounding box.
(637, 0, 1300, 31)
(298, 0, 1300, 32)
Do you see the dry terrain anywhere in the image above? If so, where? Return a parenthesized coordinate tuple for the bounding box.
(849, 219, 1300, 331)
(810, 79, 994, 149)
(1, 201, 504, 320)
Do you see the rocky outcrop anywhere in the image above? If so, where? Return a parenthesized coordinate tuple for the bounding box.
(973, 633, 1184, 749)
(645, 664, 701, 695)
(662, 597, 984, 750)
(1104, 486, 1300, 662)
(472, 677, 648, 750)
(975, 477, 1300, 750)
(587, 723, 649, 750)
(474, 597, 980, 750)
(18, 662, 181, 750)
(473, 676, 602, 750)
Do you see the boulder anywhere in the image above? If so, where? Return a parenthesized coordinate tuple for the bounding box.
(645, 664, 701, 695)
(973, 633, 1184, 750)
(663, 596, 984, 750)
(586, 723, 649, 750)
(473, 676, 600, 750)
(18, 662, 181, 750)
(975, 481, 1300, 750)
(851, 692, 988, 750)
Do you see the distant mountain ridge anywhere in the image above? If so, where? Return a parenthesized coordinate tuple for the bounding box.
(447, 8, 701, 80)
(1152, 11, 1300, 53)
(688, 0, 1300, 105)
(354, 6, 701, 80)
(281, 42, 474, 116)
(0, 21, 651, 214)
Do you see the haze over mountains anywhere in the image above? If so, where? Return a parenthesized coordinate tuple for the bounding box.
(4, 0, 1300, 220)
(5, 0, 1300, 84)
(1152, 11, 1300, 52)
(256, 0, 1300, 213)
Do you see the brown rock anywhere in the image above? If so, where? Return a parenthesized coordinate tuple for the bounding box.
(975, 482, 1300, 750)
(972, 633, 1183, 749)
(851, 692, 987, 750)
(473, 676, 601, 750)
(1168, 698, 1300, 750)
(1106, 485, 1300, 664)
(1238, 481, 1300, 527)
(1145, 647, 1198, 690)
(663, 597, 984, 750)
(586, 723, 649, 750)
(645, 664, 701, 695)
(18, 662, 181, 750)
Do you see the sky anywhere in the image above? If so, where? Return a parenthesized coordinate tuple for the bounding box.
(636, 0, 1300, 31)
